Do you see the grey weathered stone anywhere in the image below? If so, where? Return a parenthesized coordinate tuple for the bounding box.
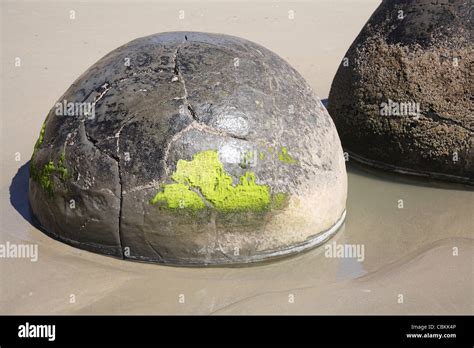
(29, 32, 347, 265)
(328, 0, 473, 184)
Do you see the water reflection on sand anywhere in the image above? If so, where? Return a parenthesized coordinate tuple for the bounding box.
(2, 163, 472, 314)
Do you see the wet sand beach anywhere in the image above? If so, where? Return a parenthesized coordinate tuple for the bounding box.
(1, 0, 472, 314)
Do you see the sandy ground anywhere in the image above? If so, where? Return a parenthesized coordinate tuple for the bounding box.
(1, 0, 473, 314)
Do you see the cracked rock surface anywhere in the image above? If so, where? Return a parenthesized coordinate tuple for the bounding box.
(29, 32, 347, 265)
(328, 0, 473, 184)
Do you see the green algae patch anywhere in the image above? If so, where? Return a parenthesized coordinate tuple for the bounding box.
(278, 147, 297, 164)
(31, 121, 47, 176)
(33, 122, 46, 154)
(239, 150, 254, 169)
(31, 151, 69, 197)
(150, 183, 205, 211)
(30, 121, 47, 181)
(211, 171, 271, 212)
(38, 160, 56, 197)
(259, 152, 265, 160)
(57, 152, 69, 181)
(272, 192, 287, 209)
(151, 150, 271, 213)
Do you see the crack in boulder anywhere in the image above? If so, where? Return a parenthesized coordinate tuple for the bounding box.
(424, 108, 473, 133)
(82, 121, 119, 162)
(172, 39, 249, 140)
(162, 120, 249, 177)
(113, 113, 139, 259)
(173, 36, 196, 121)
(81, 121, 124, 257)
(80, 81, 111, 104)
(163, 36, 252, 177)
(145, 239, 164, 262)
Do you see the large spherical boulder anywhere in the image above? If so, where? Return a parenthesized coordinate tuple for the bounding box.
(29, 32, 347, 265)
(328, 0, 473, 184)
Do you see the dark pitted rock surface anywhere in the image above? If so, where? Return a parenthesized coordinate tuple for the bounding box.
(29, 32, 347, 265)
(328, 0, 473, 184)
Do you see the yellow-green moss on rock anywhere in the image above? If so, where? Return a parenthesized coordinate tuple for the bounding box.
(31, 156, 68, 201)
(32, 153, 69, 197)
(57, 152, 69, 181)
(239, 150, 253, 169)
(37, 160, 56, 196)
(151, 150, 272, 213)
(30, 121, 47, 181)
(272, 192, 287, 209)
(33, 122, 46, 154)
(150, 183, 205, 211)
(278, 146, 297, 164)
(30, 122, 69, 196)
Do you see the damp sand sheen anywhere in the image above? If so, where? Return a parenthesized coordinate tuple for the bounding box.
(1, 0, 472, 314)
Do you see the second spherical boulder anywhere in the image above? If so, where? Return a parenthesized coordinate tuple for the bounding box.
(329, 0, 473, 184)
